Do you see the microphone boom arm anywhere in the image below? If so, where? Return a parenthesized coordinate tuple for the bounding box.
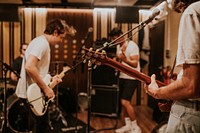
(0, 60, 21, 78)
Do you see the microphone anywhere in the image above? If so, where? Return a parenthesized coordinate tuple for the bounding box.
(141, 8, 160, 25)
(81, 27, 93, 45)
(141, 1, 168, 25)
(0, 60, 21, 78)
(154, 1, 168, 19)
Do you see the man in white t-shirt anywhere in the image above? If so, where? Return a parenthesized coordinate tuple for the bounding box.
(15, 19, 71, 133)
(109, 27, 141, 133)
(145, 0, 200, 132)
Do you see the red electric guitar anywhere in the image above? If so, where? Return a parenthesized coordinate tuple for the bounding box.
(82, 47, 173, 112)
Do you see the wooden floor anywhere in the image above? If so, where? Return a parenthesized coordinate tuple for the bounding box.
(75, 105, 158, 133)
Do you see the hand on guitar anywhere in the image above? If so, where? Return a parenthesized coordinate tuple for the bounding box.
(27, 66, 70, 116)
(44, 75, 62, 99)
(144, 74, 160, 99)
(145, 73, 177, 112)
(118, 51, 126, 62)
(51, 74, 63, 83)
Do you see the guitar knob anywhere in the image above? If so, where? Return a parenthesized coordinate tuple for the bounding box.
(81, 49, 85, 54)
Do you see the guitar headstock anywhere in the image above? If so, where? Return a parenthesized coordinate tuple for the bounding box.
(81, 47, 108, 68)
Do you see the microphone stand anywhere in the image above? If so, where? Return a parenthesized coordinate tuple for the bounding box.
(53, 62, 68, 127)
(73, 31, 92, 133)
(86, 61, 92, 133)
(71, 39, 89, 132)
(0, 60, 20, 133)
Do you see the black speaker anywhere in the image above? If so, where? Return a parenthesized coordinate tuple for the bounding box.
(92, 65, 118, 86)
(58, 87, 77, 113)
(91, 85, 119, 117)
(116, 6, 139, 23)
(0, 4, 19, 22)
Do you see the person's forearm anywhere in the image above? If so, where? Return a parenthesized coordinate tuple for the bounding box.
(157, 77, 199, 100)
(123, 58, 138, 68)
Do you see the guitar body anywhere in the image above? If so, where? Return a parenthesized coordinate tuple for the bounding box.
(27, 74, 51, 116)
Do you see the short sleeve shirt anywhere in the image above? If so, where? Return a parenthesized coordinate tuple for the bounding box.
(15, 35, 50, 98)
(176, 1, 200, 68)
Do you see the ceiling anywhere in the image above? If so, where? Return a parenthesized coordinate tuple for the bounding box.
(0, 0, 162, 9)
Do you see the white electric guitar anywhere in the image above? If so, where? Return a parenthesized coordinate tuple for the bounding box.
(27, 66, 71, 116)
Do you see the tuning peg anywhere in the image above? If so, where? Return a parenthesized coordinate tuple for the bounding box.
(88, 60, 92, 67)
(89, 47, 93, 52)
(95, 61, 101, 66)
(95, 49, 100, 53)
(99, 50, 106, 59)
(81, 50, 85, 55)
(83, 59, 87, 63)
(81, 48, 85, 55)
(93, 65, 97, 69)
(102, 50, 106, 54)
(91, 58, 96, 63)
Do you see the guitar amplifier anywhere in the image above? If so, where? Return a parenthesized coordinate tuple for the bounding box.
(91, 85, 119, 117)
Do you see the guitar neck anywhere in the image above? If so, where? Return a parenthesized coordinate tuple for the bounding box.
(104, 57, 166, 87)
(49, 66, 71, 89)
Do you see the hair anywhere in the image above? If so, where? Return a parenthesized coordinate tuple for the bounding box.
(20, 43, 28, 53)
(173, 0, 199, 13)
(108, 27, 123, 37)
(44, 19, 66, 35)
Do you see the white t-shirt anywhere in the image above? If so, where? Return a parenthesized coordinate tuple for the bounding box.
(15, 35, 50, 98)
(176, 1, 200, 68)
(116, 40, 140, 80)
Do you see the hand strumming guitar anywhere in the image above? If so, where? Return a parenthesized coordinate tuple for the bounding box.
(44, 75, 62, 99)
(144, 74, 160, 99)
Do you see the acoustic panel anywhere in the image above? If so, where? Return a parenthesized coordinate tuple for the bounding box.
(0, 4, 19, 22)
(116, 6, 139, 23)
